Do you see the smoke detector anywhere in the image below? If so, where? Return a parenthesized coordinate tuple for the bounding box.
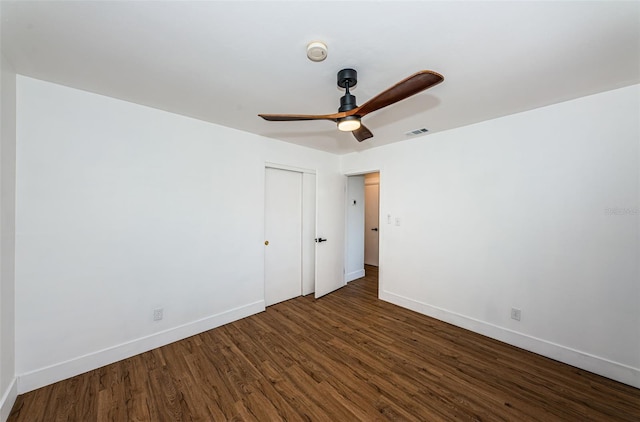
(306, 41, 328, 62)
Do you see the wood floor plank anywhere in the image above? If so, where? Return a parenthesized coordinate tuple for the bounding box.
(9, 266, 640, 421)
(96, 377, 128, 422)
(181, 349, 238, 419)
(244, 376, 306, 422)
(120, 356, 154, 422)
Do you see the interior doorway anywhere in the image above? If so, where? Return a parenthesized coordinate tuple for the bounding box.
(345, 171, 380, 284)
(364, 173, 380, 267)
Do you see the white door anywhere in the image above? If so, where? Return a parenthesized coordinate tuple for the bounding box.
(265, 168, 302, 306)
(314, 172, 346, 298)
(364, 182, 379, 266)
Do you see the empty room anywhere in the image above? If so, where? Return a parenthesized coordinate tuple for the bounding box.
(1, 1, 639, 421)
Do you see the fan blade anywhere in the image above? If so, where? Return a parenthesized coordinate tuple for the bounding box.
(354, 70, 444, 117)
(259, 113, 339, 122)
(352, 125, 373, 142)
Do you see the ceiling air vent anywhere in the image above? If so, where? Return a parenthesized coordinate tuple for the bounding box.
(405, 128, 429, 136)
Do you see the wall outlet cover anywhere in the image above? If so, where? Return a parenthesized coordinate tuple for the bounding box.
(511, 308, 521, 321)
(153, 308, 164, 321)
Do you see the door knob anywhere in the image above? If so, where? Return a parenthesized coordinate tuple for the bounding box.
(315, 238, 327, 243)
(371, 228, 378, 231)
(264, 240, 269, 245)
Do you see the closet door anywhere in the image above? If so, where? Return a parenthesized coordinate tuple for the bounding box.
(264, 168, 302, 306)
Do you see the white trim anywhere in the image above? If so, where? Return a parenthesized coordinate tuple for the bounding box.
(17, 301, 265, 394)
(265, 162, 316, 174)
(380, 290, 640, 389)
(343, 168, 381, 177)
(0, 378, 18, 422)
(345, 269, 365, 283)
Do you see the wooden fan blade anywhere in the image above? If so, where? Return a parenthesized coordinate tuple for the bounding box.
(354, 70, 444, 117)
(258, 113, 339, 122)
(352, 125, 373, 142)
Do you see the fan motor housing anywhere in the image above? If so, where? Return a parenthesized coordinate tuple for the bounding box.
(338, 93, 357, 112)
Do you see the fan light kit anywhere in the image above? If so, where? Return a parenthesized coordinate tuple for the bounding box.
(306, 41, 328, 62)
(338, 116, 361, 132)
(259, 68, 444, 142)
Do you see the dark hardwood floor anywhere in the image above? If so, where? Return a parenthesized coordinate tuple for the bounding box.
(9, 266, 640, 421)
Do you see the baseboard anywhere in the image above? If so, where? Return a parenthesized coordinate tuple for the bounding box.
(0, 378, 17, 422)
(345, 269, 365, 283)
(17, 300, 265, 394)
(380, 290, 640, 389)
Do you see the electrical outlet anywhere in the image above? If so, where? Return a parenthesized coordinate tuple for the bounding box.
(511, 308, 521, 321)
(153, 308, 163, 321)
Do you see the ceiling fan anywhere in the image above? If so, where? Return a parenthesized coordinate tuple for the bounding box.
(259, 68, 444, 142)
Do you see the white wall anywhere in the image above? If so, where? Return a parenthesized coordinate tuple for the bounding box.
(9, 73, 639, 399)
(342, 84, 640, 388)
(0, 48, 18, 421)
(15, 76, 343, 392)
(345, 175, 364, 281)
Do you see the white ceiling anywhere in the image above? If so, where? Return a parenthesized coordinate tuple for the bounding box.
(2, 1, 639, 154)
